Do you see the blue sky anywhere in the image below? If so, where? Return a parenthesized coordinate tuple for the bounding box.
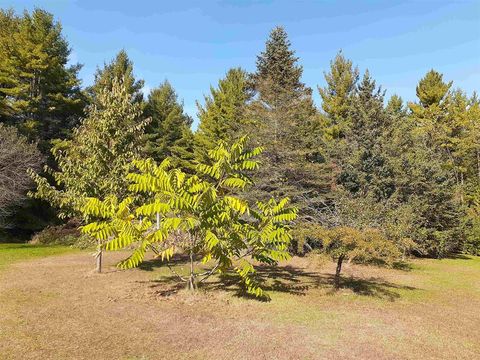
(2, 0, 479, 127)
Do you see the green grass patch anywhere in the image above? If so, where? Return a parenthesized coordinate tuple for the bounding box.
(0, 243, 77, 270)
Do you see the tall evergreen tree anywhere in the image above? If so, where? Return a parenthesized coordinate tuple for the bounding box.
(386, 94, 405, 116)
(394, 70, 464, 256)
(409, 70, 451, 147)
(318, 51, 359, 140)
(317, 70, 412, 255)
(337, 71, 394, 200)
(194, 67, 251, 162)
(388, 112, 462, 257)
(89, 50, 144, 105)
(143, 81, 194, 171)
(415, 69, 452, 108)
(0, 9, 85, 148)
(248, 26, 331, 224)
(253, 26, 307, 104)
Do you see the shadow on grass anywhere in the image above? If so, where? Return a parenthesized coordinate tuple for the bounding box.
(337, 276, 416, 301)
(443, 253, 472, 260)
(392, 261, 414, 271)
(210, 265, 416, 302)
(137, 254, 190, 272)
(137, 258, 418, 302)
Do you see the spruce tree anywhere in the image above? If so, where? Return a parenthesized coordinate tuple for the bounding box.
(248, 26, 330, 225)
(389, 113, 462, 257)
(317, 71, 408, 255)
(253, 26, 307, 103)
(194, 67, 251, 162)
(143, 81, 194, 171)
(336, 71, 394, 200)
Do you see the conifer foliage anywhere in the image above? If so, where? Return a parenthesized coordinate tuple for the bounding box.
(1, 8, 478, 276)
(89, 50, 144, 105)
(0, 9, 84, 147)
(143, 80, 194, 171)
(195, 68, 251, 162)
(247, 26, 330, 223)
(318, 51, 359, 140)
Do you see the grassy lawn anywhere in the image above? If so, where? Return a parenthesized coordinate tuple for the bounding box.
(0, 249, 478, 359)
(0, 243, 77, 270)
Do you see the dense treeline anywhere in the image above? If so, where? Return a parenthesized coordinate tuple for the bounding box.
(1, 9, 479, 262)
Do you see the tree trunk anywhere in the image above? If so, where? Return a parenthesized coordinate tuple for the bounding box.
(334, 254, 345, 289)
(187, 251, 196, 291)
(95, 248, 102, 273)
(477, 150, 480, 181)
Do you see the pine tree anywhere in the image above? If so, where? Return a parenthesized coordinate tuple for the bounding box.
(409, 70, 451, 147)
(194, 68, 251, 162)
(0, 9, 85, 148)
(143, 81, 194, 171)
(415, 69, 452, 108)
(318, 51, 359, 140)
(390, 70, 463, 256)
(89, 50, 144, 105)
(386, 94, 405, 116)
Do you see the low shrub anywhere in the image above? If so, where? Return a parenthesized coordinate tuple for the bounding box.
(29, 219, 94, 248)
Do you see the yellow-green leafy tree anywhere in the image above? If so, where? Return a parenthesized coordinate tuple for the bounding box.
(80, 137, 297, 297)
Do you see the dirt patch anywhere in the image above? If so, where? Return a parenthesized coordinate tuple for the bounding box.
(0, 252, 479, 359)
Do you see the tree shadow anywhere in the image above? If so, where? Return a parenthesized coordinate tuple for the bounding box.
(205, 265, 322, 301)
(391, 261, 414, 271)
(205, 264, 417, 302)
(443, 253, 472, 260)
(134, 275, 186, 296)
(336, 276, 417, 301)
(137, 254, 190, 272)
(135, 258, 418, 302)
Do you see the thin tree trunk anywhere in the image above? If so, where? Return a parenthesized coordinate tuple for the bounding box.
(477, 150, 480, 181)
(188, 250, 196, 291)
(95, 247, 102, 273)
(460, 172, 465, 204)
(334, 254, 345, 289)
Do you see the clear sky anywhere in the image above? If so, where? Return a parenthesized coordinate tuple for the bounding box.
(2, 0, 479, 127)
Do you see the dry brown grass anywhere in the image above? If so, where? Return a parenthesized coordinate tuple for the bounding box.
(0, 250, 479, 360)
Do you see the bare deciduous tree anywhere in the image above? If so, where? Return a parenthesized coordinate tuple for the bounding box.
(0, 123, 42, 223)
